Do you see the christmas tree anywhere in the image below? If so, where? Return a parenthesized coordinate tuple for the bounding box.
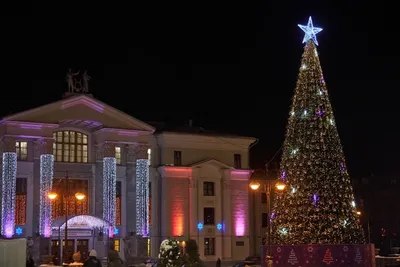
(182, 239, 204, 267)
(158, 239, 182, 267)
(271, 17, 364, 244)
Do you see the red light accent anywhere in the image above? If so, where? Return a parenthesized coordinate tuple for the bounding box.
(163, 166, 192, 236)
(171, 186, 185, 236)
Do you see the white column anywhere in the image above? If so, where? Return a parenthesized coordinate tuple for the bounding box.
(215, 176, 223, 258)
(150, 168, 160, 257)
(222, 169, 232, 260)
(1, 137, 17, 238)
(189, 175, 198, 244)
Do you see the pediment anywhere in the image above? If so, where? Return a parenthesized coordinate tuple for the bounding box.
(190, 158, 233, 169)
(1, 95, 155, 132)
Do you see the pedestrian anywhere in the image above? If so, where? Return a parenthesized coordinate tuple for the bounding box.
(216, 258, 221, 267)
(108, 250, 122, 267)
(83, 250, 102, 267)
(26, 255, 34, 267)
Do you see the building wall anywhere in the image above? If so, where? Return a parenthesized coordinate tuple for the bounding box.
(0, 95, 256, 262)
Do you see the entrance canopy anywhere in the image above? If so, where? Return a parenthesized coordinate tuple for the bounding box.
(51, 215, 111, 230)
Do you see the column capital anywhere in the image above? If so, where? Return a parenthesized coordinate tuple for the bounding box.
(96, 142, 116, 160)
(127, 143, 148, 163)
(136, 143, 149, 159)
(1, 136, 16, 153)
(34, 138, 54, 158)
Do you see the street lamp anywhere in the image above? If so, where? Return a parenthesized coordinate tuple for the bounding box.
(249, 170, 286, 266)
(355, 210, 370, 243)
(48, 171, 85, 265)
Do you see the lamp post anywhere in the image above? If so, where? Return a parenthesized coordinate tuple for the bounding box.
(249, 170, 286, 267)
(48, 171, 85, 265)
(356, 210, 371, 243)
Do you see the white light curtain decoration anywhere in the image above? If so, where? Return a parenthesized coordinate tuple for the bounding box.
(103, 157, 116, 237)
(54, 215, 111, 230)
(39, 154, 54, 237)
(136, 159, 149, 236)
(1, 152, 17, 238)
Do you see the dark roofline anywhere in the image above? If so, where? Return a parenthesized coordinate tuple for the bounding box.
(146, 121, 256, 140)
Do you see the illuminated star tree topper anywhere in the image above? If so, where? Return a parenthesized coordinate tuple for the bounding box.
(298, 16, 323, 45)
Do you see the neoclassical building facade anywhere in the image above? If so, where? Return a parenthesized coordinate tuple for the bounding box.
(0, 93, 256, 261)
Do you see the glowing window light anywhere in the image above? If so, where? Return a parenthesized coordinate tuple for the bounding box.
(39, 154, 54, 237)
(103, 157, 116, 237)
(1, 152, 17, 238)
(136, 159, 149, 236)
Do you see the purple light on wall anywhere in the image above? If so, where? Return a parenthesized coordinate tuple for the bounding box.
(235, 216, 245, 236)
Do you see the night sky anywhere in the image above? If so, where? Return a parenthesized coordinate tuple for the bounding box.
(4, 1, 398, 179)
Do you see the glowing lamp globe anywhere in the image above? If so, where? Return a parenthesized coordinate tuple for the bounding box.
(275, 182, 286, 191)
(48, 191, 58, 200)
(249, 181, 261, 190)
(356, 211, 361, 216)
(75, 192, 85, 200)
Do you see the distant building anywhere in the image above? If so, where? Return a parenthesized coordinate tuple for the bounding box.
(352, 175, 400, 251)
(0, 88, 256, 261)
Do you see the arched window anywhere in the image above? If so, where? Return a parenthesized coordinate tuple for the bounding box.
(53, 131, 88, 163)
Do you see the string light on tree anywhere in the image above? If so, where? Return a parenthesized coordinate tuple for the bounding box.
(39, 154, 54, 237)
(1, 152, 17, 238)
(271, 17, 364, 244)
(103, 157, 116, 238)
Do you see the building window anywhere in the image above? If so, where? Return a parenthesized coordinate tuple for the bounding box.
(147, 148, 151, 166)
(261, 213, 268, 228)
(203, 182, 215, 196)
(204, 207, 215, 225)
(204, 238, 215, 255)
(234, 154, 241, 169)
(236, 241, 245, 246)
(116, 181, 122, 225)
(261, 192, 267, 204)
(16, 141, 28, 161)
(53, 131, 88, 163)
(115, 147, 121, 165)
(15, 178, 27, 225)
(51, 179, 88, 220)
(114, 239, 120, 252)
(174, 151, 182, 166)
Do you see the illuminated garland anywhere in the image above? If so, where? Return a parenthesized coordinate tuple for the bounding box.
(39, 154, 54, 237)
(136, 159, 149, 236)
(103, 157, 116, 237)
(1, 152, 17, 238)
(271, 20, 364, 244)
